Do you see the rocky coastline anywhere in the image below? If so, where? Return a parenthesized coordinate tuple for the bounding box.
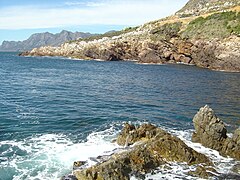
(19, 33, 240, 72)
(61, 105, 240, 180)
(19, 1, 240, 72)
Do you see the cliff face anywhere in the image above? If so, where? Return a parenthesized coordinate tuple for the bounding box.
(20, 0, 240, 72)
(0, 30, 97, 52)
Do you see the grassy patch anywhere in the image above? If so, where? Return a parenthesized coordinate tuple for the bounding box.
(181, 11, 240, 39)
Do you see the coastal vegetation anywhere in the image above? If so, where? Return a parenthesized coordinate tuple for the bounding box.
(150, 22, 182, 41)
(182, 11, 240, 39)
(79, 26, 139, 42)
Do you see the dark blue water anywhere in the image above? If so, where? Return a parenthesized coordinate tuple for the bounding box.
(0, 52, 240, 179)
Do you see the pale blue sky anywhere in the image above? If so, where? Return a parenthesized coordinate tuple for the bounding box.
(0, 0, 188, 44)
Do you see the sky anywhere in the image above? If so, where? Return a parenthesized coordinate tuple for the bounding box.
(0, 0, 188, 44)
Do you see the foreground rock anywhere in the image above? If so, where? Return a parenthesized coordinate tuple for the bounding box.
(192, 105, 240, 160)
(62, 105, 240, 180)
(72, 123, 213, 180)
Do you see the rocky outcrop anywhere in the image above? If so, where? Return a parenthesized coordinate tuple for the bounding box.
(20, 33, 240, 72)
(190, 36, 240, 72)
(61, 104, 240, 180)
(72, 123, 213, 180)
(176, 0, 240, 17)
(192, 105, 240, 160)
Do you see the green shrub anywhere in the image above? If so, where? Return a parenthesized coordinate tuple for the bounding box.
(150, 22, 182, 41)
(182, 11, 240, 39)
(72, 26, 139, 43)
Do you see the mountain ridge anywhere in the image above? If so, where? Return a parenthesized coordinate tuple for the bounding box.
(0, 30, 98, 52)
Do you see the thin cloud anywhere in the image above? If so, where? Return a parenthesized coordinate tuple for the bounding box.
(0, 0, 188, 30)
(65, 2, 86, 6)
(65, 1, 105, 7)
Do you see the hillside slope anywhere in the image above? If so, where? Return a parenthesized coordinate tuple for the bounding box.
(176, 0, 240, 17)
(20, 0, 240, 72)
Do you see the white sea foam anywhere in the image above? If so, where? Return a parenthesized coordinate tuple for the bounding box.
(0, 126, 119, 180)
(131, 162, 203, 180)
(1, 123, 238, 180)
(168, 129, 237, 174)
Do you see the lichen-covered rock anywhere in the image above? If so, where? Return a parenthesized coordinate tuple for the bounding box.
(74, 123, 213, 180)
(192, 105, 240, 160)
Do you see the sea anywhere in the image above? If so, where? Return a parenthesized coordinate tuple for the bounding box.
(0, 52, 240, 180)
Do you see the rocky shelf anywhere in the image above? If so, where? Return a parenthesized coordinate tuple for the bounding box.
(61, 105, 240, 180)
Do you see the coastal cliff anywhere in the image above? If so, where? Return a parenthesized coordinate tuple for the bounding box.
(62, 105, 240, 180)
(20, 0, 240, 72)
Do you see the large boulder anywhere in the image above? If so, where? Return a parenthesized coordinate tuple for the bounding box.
(192, 105, 227, 151)
(74, 123, 213, 180)
(192, 105, 240, 160)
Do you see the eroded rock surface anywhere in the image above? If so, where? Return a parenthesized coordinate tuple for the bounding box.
(192, 105, 240, 160)
(73, 123, 212, 180)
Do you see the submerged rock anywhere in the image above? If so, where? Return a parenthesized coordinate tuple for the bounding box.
(192, 105, 240, 160)
(73, 123, 213, 179)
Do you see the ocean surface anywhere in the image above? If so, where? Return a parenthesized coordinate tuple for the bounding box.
(0, 52, 240, 179)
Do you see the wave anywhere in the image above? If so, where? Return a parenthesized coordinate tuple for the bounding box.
(0, 125, 119, 180)
(0, 122, 238, 180)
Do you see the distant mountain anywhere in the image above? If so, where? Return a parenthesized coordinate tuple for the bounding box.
(0, 30, 98, 52)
